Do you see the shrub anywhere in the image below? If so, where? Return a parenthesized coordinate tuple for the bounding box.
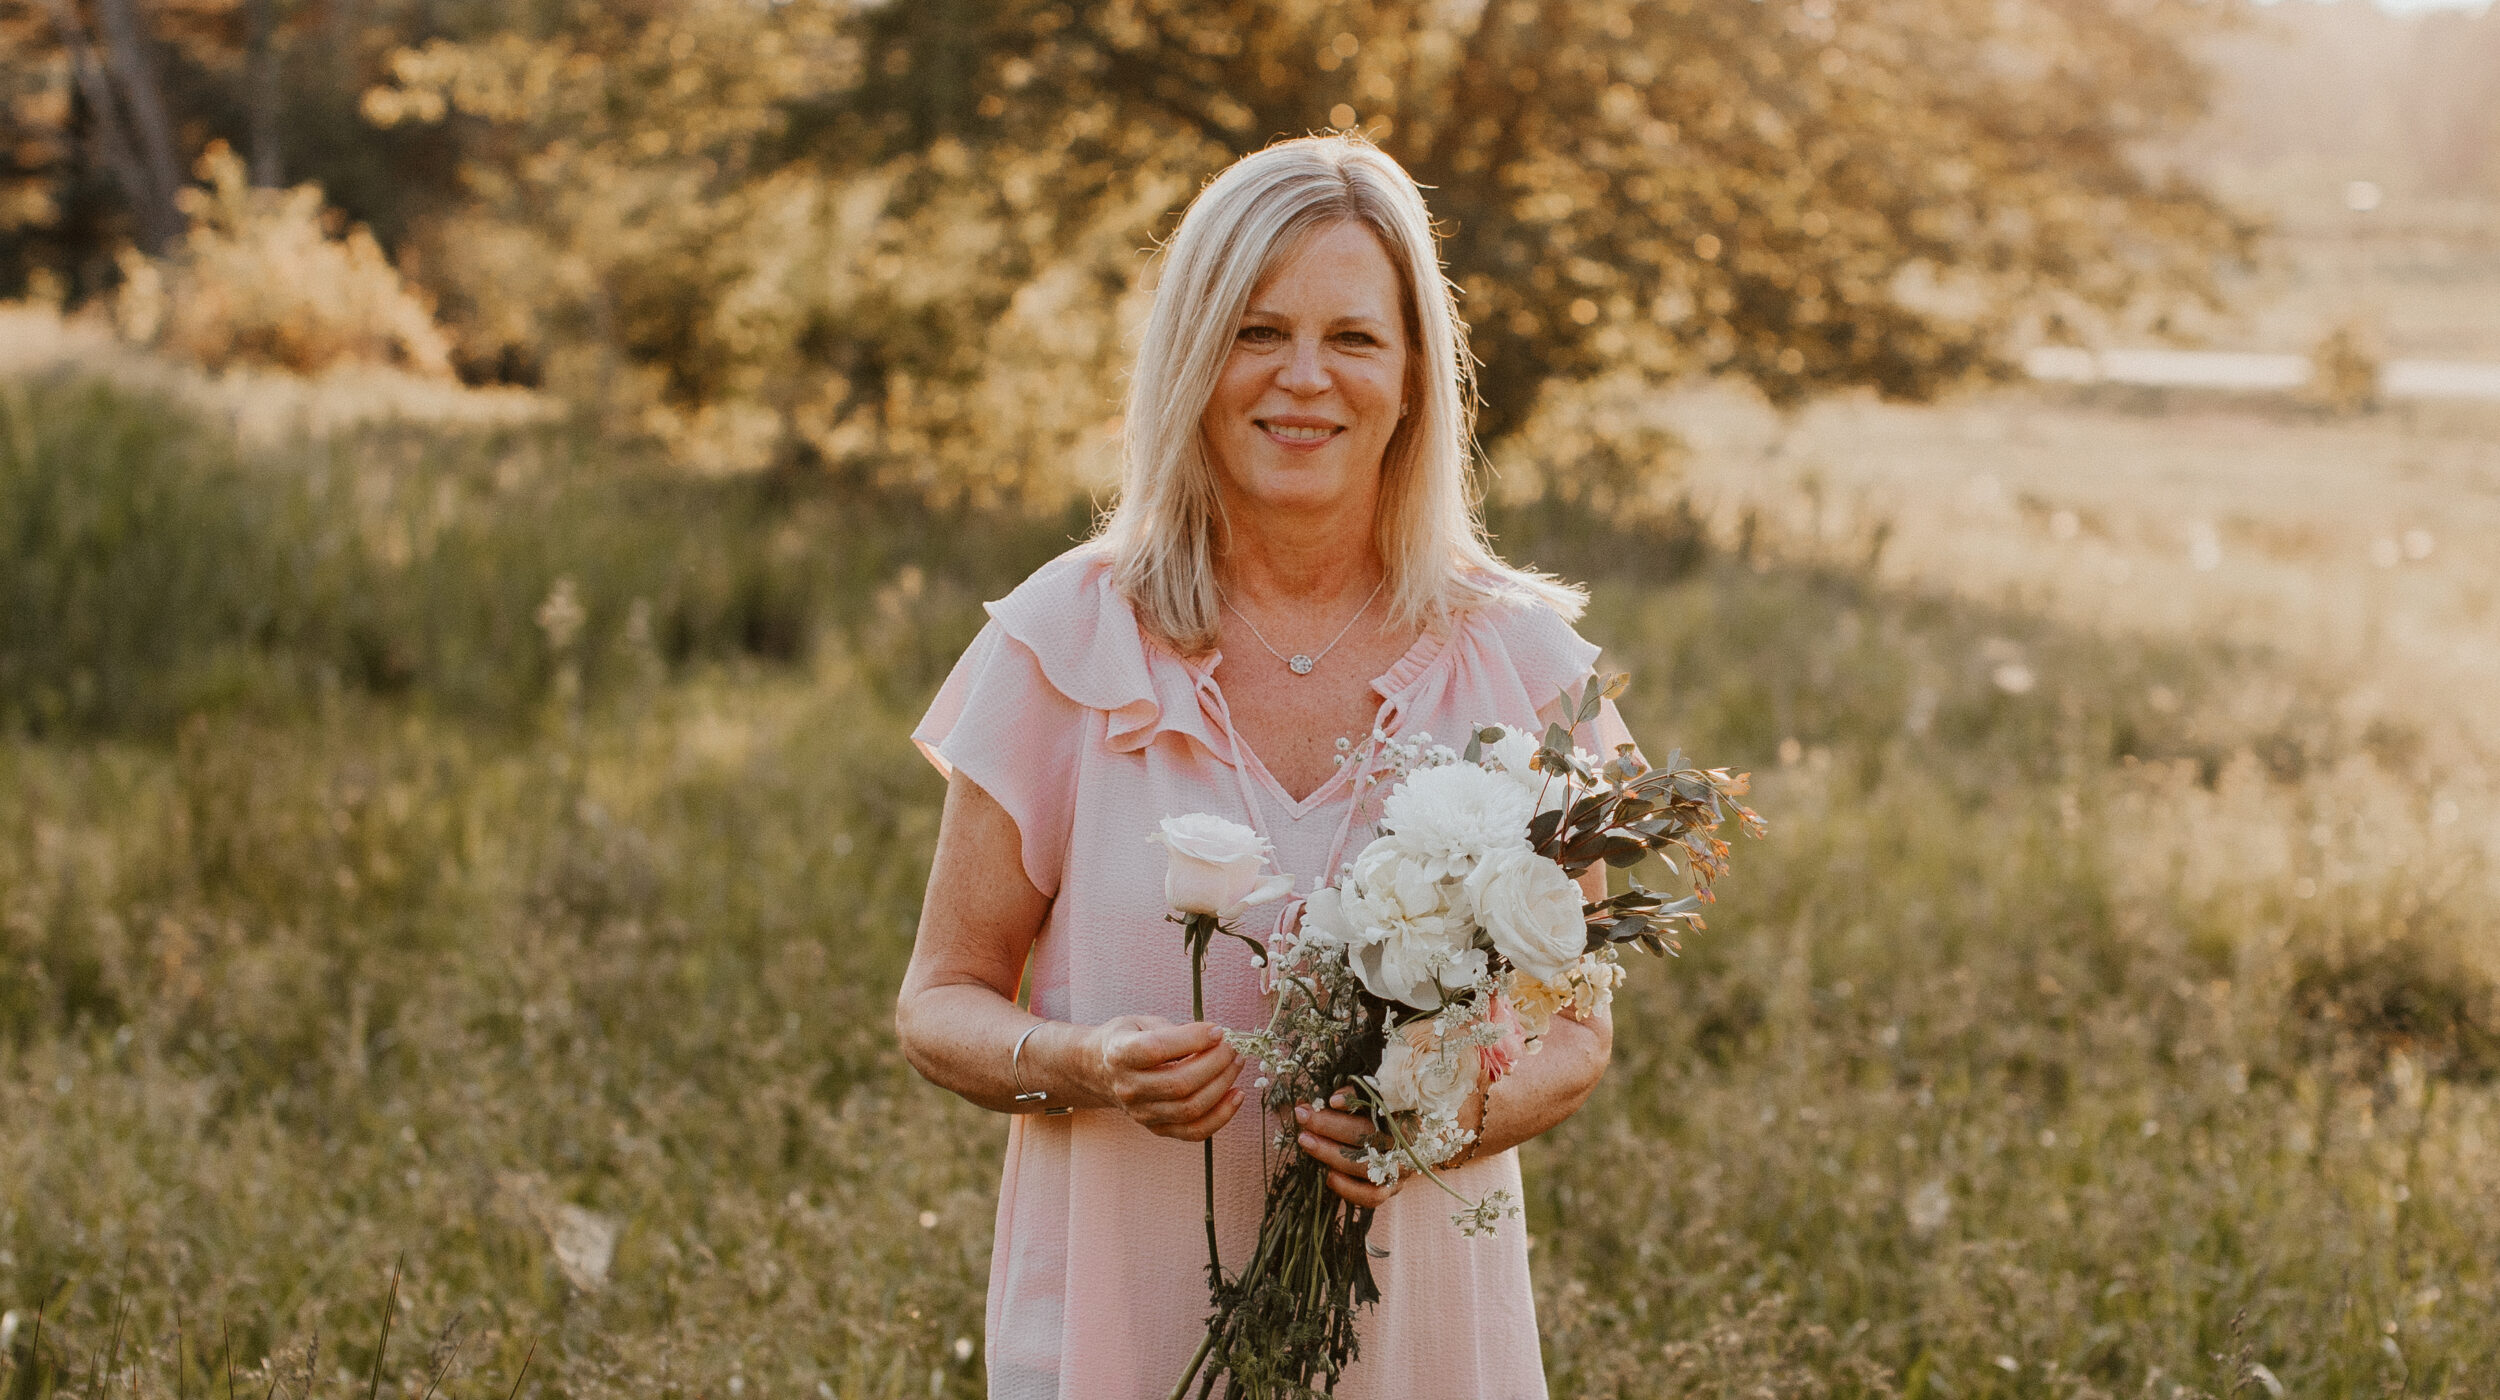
(113, 143, 453, 378)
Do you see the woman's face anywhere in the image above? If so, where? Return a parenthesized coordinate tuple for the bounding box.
(1202, 220, 1412, 522)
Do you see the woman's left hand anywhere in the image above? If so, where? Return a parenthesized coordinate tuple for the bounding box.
(1295, 1086, 1484, 1208)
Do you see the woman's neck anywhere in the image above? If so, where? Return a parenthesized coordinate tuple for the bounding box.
(1215, 493, 1384, 609)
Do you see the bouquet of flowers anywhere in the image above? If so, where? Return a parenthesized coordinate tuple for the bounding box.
(1159, 674, 1765, 1400)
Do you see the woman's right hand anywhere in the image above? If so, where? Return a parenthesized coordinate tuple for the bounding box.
(1087, 1015, 1245, 1141)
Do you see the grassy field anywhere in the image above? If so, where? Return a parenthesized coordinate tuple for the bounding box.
(4, 367, 2498, 1399)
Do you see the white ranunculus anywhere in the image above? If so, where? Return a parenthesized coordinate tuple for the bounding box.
(1375, 1020, 1479, 1120)
(1378, 762, 1535, 878)
(1465, 844, 1589, 984)
(1152, 813, 1294, 917)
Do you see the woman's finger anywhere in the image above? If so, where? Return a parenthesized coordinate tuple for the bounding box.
(1118, 1042, 1237, 1107)
(1296, 1128, 1370, 1177)
(1156, 1087, 1243, 1142)
(1146, 1059, 1242, 1127)
(1297, 1106, 1379, 1146)
(1108, 1019, 1225, 1070)
(1322, 1169, 1396, 1209)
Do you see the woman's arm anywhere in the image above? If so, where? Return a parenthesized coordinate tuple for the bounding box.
(895, 769, 1247, 1139)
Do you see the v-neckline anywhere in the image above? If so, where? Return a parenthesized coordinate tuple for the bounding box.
(1195, 621, 1453, 817)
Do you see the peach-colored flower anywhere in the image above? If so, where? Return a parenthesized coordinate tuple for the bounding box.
(1478, 994, 1527, 1084)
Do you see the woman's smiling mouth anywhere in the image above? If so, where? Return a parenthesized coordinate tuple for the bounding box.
(1258, 419, 1344, 447)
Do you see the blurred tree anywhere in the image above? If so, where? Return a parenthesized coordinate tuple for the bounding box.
(6, 0, 2258, 486)
(953, 0, 2258, 441)
(361, 0, 1204, 490)
(0, 0, 476, 297)
(369, 0, 2255, 481)
(112, 140, 454, 376)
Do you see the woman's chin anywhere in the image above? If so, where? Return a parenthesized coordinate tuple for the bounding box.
(1227, 460, 1374, 517)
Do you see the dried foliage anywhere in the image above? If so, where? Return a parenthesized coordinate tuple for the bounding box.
(112, 142, 451, 376)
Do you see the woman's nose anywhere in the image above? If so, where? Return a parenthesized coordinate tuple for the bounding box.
(1276, 336, 1330, 395)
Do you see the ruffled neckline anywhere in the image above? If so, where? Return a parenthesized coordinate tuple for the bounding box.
(983, 547, 1594, 781)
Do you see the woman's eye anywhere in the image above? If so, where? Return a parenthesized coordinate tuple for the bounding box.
(1237, 325, 1283, 344)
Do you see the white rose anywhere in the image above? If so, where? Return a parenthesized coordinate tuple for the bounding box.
(1378, 762, 1534, 877)
(1465, 845, 1589, 984)
(1375, 1020, 1479, 1120)
(1151, 813, 1294, 917)
(1330, 837, 1427, 936)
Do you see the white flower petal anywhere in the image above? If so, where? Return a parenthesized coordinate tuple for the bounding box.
(1467, 846, 1587, 984)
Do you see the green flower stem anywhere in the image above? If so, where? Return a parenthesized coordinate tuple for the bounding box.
(1355, 1078, 1482, 1212)
(1188, 912, 1220, 1288)
(1168, 1329, 1217, 1400)
(1170, 1148, 1321, 1399)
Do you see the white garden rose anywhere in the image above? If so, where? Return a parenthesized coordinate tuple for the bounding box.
(1465, 844, 1588, 984)
(1317, 836, 1425, 938)
(1377, 761, 1534, 879)
(1348, 836, 1447, 921)
(1151, 812, 1294, 917)
(1374, 1019, 1479, 1120)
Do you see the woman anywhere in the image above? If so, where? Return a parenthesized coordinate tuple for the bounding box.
(895, 134, 1635, 1400)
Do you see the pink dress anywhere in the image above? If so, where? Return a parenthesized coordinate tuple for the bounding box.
(913, 547, 1631, 1400)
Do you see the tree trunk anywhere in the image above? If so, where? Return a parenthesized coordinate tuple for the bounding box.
(89, 0, 187, 246)
(35, 0, 180, 253)
(245, 0, 283, 187)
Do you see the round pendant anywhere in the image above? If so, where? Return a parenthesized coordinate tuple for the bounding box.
(1288, 654, 1315, 675)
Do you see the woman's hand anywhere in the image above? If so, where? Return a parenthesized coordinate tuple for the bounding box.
(1295, 1084, 1485, 1208)
(1088, 1014, 1246, 1141)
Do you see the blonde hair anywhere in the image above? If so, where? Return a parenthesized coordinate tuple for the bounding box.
(1094, 133, 1584, 656)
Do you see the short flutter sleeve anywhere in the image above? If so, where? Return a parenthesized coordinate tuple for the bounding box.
(1477, 593, 1646, 764)
(913, 620, 1084, 900)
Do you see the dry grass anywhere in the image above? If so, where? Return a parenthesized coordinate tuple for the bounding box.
(0, 303, 548, 448)
(4, 365, 2499, 1397)
(1648, 382, 2500, 758)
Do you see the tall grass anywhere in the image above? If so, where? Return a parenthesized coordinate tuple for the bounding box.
(0, 375, 1085, 738)
(2, 378, 2494, 1397)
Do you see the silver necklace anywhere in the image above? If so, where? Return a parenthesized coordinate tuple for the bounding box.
(1220, 577, 1386, 676)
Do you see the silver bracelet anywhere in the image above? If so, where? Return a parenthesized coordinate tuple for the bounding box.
(1011, 1022, 1072, 1116)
